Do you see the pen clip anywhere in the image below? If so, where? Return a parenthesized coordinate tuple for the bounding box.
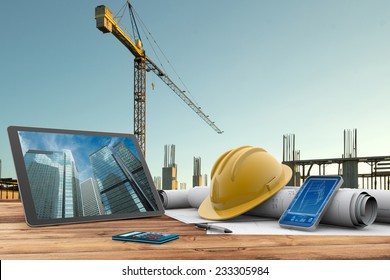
(195, 223, 208, 231)
(195, 226, 207, 231)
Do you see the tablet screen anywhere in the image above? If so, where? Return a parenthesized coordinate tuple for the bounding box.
(8, 126, 164, 226)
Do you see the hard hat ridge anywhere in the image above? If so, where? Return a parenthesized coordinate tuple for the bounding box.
(231, 147, 266, 181)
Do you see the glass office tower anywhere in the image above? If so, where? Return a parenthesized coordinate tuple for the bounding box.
(111, 142, 157, 206)
(89, 142, 157, 215)
(24, 149, 82, 219)
(80, 178, 105, 216)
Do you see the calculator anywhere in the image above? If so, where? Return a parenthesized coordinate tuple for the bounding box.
(112, 231, 179, 244)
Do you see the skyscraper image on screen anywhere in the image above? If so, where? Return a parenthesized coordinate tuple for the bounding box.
(24, 149, 82, 219)
(89, 142, 157, 215)
(19, 130, 159, 220)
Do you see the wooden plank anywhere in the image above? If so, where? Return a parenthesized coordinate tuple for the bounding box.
(1, 201, 390, 260)
(2, 234, 390, 259)
(2, 243, 390, 260)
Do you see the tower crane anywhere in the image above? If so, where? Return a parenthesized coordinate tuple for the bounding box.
(95, 3, 223, 156)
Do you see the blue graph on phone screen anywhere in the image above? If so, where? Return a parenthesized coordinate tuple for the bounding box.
(290, 179, 336, 215)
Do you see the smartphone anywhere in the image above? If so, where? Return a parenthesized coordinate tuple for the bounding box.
(278, 175, 343, 231)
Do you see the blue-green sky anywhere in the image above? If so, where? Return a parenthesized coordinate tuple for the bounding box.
(1, 0, 390, 186)
(18, 130, 138, 182)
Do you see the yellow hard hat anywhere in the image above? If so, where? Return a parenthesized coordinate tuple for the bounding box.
(198, 146, 292, 220)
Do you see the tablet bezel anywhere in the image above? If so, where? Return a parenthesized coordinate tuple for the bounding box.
(278, 175, 343, 231)
(8, 126, 164, 227)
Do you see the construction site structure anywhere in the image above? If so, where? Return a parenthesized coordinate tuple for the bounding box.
(162, 144, 178, 190)
(283, 129, 390, 190)
(203, 174, 208, 186)
(95, 4, 223, 156)
(193, 157, 202, 188)
(153, 176, 162, 190)
(0, 178, 19, 200)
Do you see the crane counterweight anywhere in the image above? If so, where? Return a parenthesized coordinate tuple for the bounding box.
(95, 6, 113, 33)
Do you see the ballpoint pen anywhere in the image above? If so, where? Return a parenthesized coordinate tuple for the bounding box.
(195, 223, 233, 233)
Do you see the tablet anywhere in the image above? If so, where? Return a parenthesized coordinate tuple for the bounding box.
(8, 126, 164, 226)
(278, 175, 343, 231)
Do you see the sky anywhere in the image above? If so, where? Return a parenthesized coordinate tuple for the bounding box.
(1, 0, 390, 187)
(17, 130, 139, 182)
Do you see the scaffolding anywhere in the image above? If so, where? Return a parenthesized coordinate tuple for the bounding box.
(282, 130, 390, 190)
(283, 156, 390, 190)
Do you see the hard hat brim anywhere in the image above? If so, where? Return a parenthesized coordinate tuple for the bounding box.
(198, 164, 292, 220)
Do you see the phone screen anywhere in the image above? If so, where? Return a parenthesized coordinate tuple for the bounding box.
(279, 176, 342, 230)
(289, 179, 336, 215)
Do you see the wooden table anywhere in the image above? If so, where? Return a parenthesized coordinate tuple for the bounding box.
(1, 201, 390, 260)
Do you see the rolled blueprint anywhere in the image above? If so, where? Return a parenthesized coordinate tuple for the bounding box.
(159, 189, 190, 209)
(365, 189, 390, 223)
(320, 189, 377, 227)
(159, 187, 210, 209)
(248, 187, 378, 228)
(161, 186, 382, 228)
(187, 187, 210, 208)
(247, 187, 300, 218)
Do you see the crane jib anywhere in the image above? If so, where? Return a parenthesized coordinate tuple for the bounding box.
(95, 5, 223, 154)
(145, 58, 223, 134)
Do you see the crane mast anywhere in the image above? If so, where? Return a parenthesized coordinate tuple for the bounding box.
(95, 5, 223, 155)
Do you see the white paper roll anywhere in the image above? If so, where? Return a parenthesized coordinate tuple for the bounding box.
(159, 189, 190, 209)
(159, 186, 209, 209)
(160, 186, 385, 228)
(365, 189, 390, 223)
(187, 187, 210, 208)
(320, 189, 377, 227)
(247, 187, 299, 218)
